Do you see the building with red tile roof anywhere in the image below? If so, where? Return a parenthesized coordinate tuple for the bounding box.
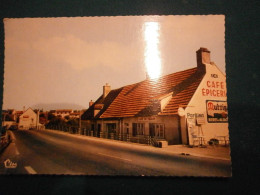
(81, 48, 229, 145)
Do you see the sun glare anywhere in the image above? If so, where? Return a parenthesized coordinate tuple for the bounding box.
(144, 22, 161, 80)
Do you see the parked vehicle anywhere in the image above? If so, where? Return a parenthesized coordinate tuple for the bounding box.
(9, 125, 18, 130)
(1, 126, 7, 135)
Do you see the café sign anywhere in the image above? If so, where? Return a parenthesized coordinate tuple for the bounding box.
(196, 113, 205, 125)
(138, 116, 156, 121)
(187, 113, 205, 125)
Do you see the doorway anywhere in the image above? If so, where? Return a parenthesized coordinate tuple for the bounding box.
(97, 124, 101, 137)
(149, 123, 165, 138)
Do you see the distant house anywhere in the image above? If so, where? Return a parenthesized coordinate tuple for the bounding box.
(48, 109, 85, 119)
(81, 48, 228, 145)
(18, 108, 43, 130)
(50, 109, 73, 118)
(2, 110, 16, 129)
(7, 109, 16, 121)
(69, 111, 80, 119)
(2, 109, 17, 121)
(15, 111, 24, 122)
(2, 109, 24, 129)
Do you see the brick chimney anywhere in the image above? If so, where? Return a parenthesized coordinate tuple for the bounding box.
(103, 83, 111, 99)
(196, 47, 211, 72)
(89, 100, 94, 107)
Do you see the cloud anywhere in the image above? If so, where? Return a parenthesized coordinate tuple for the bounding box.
(29, 34, 143, 71)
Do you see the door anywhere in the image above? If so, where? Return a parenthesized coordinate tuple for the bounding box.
(97, 124, 101, 136)
(149, 123, 165, 138)
(106, 123, 116, 134)
(149, 123, 155, 137)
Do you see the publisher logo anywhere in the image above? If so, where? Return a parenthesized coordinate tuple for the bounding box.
(4, 159, 17, 168)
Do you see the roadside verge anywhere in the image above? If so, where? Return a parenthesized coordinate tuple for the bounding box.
(41, 129, 231, 161)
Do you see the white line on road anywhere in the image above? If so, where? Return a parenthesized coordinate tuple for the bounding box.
(98, 153, 132, 162)
(9, 131, 16, 141)
(9, 132, 20, 155)
(14, 145, 20, 155)
(24, 166, 37, 174)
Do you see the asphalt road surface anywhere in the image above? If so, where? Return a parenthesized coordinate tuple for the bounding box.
(0, 130, 231, 176)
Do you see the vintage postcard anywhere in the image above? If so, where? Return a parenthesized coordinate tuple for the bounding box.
(1, 15, 231, 176)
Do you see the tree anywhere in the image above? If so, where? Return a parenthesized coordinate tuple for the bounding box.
(66, 118, 79, 127)
(39, 113, 46, 118)
(46, 116, 67, 128)
(64, 115, 70, 120)
(47, 113, 56, 121)
(4, 114, 13, 121)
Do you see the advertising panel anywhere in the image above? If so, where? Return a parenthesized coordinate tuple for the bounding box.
(206, 100, 228, 123)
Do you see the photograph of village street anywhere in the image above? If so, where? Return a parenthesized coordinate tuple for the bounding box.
(0, 15, 231, 176)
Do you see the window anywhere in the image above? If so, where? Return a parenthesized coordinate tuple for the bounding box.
(106, 123, 116, 133)
(149, 123, 165, 138)
(132, 123, 145, 136)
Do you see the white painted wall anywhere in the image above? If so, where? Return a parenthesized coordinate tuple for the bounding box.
(185, 63, 229, 145)
(122, 116, 180, 144)
(19, 108, 40, 130)
(82, 115, 181, 144)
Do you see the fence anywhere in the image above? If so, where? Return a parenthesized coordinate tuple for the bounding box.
(45, 125, 79, 134)
(99, 131, 153, 145)
(45, 125, 155, 146)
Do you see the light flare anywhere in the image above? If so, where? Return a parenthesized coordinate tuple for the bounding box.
(144, 22, 161, 79)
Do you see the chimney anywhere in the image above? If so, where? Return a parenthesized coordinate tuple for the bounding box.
(196, 47, 211, 71)
(103, 83, 111, 99)
(145, 72, 149, 80)
(89, 100, 94, 107)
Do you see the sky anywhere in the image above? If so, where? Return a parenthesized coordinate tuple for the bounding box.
(3, 15, 225, 110)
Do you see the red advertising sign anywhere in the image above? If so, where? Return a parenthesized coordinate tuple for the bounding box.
(206, 100, 228, 123)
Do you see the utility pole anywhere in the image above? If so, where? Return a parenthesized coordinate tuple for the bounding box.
(36, 110, 39, 130)
(78, 110, 82, 134)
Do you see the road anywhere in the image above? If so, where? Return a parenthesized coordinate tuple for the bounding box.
(0, 129, 231, 176)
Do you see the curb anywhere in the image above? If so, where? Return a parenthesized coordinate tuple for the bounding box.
(0, 142, 10, 154)
(43, 129, 230, 161)
(164, 150, 231, 161)
(44, 129, 150, 147)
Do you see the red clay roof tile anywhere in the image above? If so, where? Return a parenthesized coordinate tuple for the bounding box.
(82, 67, 204, 119)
